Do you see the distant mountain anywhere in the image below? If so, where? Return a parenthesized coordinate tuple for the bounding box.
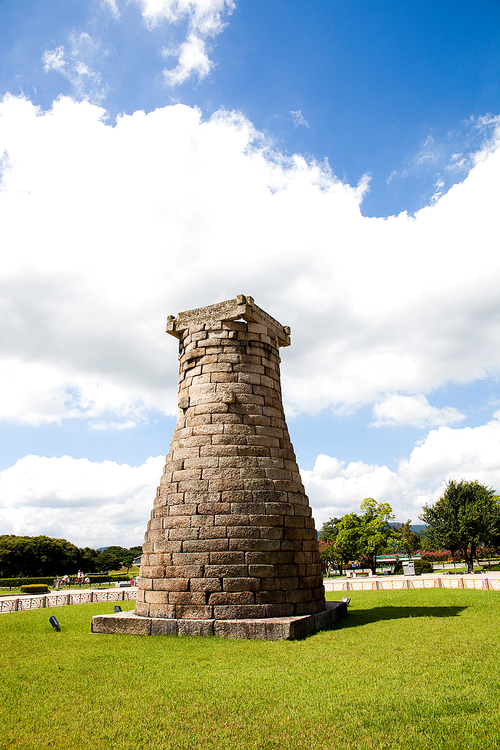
(391, 524, 427, 533)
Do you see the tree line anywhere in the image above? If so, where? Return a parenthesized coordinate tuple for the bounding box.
(0, 535, 142, 578)
(319, 480, 500, 575)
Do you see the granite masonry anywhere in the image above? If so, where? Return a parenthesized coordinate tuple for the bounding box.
(91, 295, 347, 639)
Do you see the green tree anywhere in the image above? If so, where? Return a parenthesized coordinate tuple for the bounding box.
(96, 548, 123, 573)
(394, 520, 421, 558)
(320, 500, 397, 575)
(78, 546, 100, 574)
(319, 518, 352, 575)
(420, 479, 500, 573)
(0, 535, 80, 577)
(335, 499, 396, 574)
(121, 551, 135, 574)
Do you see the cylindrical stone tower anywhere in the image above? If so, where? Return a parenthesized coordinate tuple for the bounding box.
(136, 295, 325, 621)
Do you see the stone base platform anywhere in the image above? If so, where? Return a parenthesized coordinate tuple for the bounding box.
(91, 600, 347, 641)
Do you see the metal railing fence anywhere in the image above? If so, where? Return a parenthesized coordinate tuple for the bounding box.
(0, 589, 137, 613)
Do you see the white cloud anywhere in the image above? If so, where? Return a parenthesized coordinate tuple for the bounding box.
(399, 410, 500, 485)
(3, 412, 499, 545)
(162, 33, 213, 85)
(370, 393, 466, 428)
(0, 95, 499, 430)
(133, 0, 235, 35)
(303, 412, 500, 528)
(128, 0, 235, 83)
(101, 0, 120, 19)
(290, 110, 309, 128)
(42, 33, 108, 103)
(0, 454, 164, 548)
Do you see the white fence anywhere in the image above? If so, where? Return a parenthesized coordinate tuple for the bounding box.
(324, 577, 500, 592)
(0, 589, 138, 613)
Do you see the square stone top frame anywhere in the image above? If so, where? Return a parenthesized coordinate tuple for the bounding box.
(166, 294, 291, 348)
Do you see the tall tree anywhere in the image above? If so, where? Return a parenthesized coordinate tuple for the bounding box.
(0, 535, 80, 577)
(319, 518, 353, 575)
(322, 499, 397, 575)
(394, 520, 421, 558)
(420, 480, 500, 573)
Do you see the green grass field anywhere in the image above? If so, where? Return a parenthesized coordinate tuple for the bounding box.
(1, 589, 499, 749)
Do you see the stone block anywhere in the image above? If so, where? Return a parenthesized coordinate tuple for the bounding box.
(197, 502, 231, 514)
(183, 538, 228, 553)
(209, 591, 255, 605)
(153, 578, 189, 592)
(171, 552, 210, 565)
(261, 576, 299, 591)
(153, 541, 183, 553)
(212, 604, 267, 620)
(190, 515, 215, 527)
(208, 551, 245, 564)
(144, 590, 170, 604)
(222, 577, 260, 592)
(170, 503, 198, 516)
(91, 613, 151, 635)
(165, 515, 191, 528)
(169, 527, 199, 540)
(229, 538, 280, 552)
(151, 619, 178, 636)
(259, 527, 283, 539)
(175, 605, 213, 620)
(245, 551, 293, 565)
(178, 620, 215, 637)
(147, 603, 177, 618)
(248, 514, 283, 527)
(190, 578, 222, 593)
(295, 601, 320, 616)
(215, 514, 249, 526)
(199, 526, 228, 539)
(286, 589, 313, 604)
(226, 525, 260, 538)
(205, 564, 248, 578)
(169, 592, 207, 606)
(255, 590, 286, 604)
(248, 564, 275, 578)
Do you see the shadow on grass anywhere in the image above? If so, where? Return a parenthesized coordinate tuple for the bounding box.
(338, 605, 467, 628)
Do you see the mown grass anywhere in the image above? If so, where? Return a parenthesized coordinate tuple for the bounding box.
(1, 589, 500, 749)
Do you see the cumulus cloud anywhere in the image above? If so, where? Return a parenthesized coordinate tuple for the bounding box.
(303, 412, 500, 527)
(1, 95, 500, 428)
(3, 411, 500, 543)
(370, 393, 466, 428)
(0, 454, 164, 547)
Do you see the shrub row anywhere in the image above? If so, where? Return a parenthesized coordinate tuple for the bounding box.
(87, 574, 132, 584)
(0, 574, 131, 588)
(20, 584, 50, 594)
(0, 577, 55, 587)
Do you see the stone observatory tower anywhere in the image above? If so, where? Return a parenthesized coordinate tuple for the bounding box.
(92, 295, 346, 639)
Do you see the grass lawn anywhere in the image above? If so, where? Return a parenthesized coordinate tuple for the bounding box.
(1, 589, 499, 749)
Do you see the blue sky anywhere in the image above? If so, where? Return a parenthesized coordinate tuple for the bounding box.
(1, 0, 499, 547)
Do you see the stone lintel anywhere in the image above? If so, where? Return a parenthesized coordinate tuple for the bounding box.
(90, 601, 346, 641)
(166, 295, 291, 348)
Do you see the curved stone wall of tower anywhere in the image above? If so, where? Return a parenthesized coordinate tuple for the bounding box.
(136, 295, 325, 620)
